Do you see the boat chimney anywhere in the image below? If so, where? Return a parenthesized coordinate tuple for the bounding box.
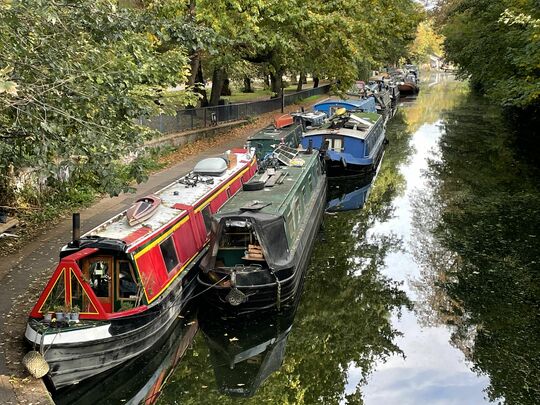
(307, 139, 313, 154)
(72, 213, 80, 247)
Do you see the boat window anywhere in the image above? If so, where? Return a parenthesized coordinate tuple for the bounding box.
(40, 270, 65, 312)
(202, 205, 212, 234)
(326, 137, 344, 152)
(285, 210, 295, 242)
(160, 236, 180, 273)
(88, 259, 111, 298)
(71, 270, 98, 313)
(117, 261, 138, 300)
(220, 222, 253, 248)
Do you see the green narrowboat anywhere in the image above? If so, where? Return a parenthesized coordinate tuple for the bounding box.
(247, 114, 303, 161)
(198, 145, 326, 314)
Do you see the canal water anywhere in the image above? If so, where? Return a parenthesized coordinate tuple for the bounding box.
(54, 74, 540, 404)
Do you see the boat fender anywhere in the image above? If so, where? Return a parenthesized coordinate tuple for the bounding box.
(23, 351, 49, 378)
(242, 180, 265, 191)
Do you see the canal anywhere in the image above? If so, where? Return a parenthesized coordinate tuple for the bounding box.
(54, 74, 540, 404)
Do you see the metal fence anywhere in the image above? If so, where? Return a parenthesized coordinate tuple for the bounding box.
(139, 84, 331, 135)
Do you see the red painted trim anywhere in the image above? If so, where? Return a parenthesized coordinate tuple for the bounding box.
(124, 226, 153, 245)
(106, 305, 148, 319)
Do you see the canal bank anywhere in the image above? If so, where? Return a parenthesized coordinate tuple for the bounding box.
(0, 99, 323, 403)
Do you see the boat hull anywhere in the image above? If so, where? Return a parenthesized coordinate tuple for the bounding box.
(25, 252, 202, 390)
(398, 83, 419, 95)
(198, 178, 327, 315)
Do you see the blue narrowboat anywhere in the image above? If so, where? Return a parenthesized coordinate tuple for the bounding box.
(301, 109, 386, 177)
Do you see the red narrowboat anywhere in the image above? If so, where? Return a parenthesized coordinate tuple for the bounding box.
(24, 149, 257, 390)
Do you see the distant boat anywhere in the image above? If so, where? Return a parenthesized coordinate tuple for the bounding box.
(198, 145, 326, 314)
(126, 194, 161, 226)
(24, 149, 258, 390)
(398, 72, 420, 95)
(301, 109, 386, 177)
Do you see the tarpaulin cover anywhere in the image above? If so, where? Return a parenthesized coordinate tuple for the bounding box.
(201, 211, 291, 271)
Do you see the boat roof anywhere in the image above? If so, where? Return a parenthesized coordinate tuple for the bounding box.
(83, 150, 253, 248)
(248, 122, 299, 142)
(218, 152, 320, 217)
(314, 97, 375, 109)
(303, 112, 380, 140)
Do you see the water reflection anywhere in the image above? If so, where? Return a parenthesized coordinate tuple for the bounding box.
(199, 303, 299, 397)
(326, 172, 377, 212)
(53, 310, 198, 405)
(411, 93, 540, 404)
(158, 110, 410, 403)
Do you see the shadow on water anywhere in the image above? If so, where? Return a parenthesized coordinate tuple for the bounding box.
(411, 92, 540, 405)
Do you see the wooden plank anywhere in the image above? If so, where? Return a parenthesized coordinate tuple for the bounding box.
(265, 171, 282, 187)
(0, 218, 18, 234)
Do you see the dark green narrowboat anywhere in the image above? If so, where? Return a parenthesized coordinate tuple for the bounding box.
(198, 146, 326, 314)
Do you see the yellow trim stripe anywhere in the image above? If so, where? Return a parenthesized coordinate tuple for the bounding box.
(133, 241, 208, 304)
(134, 215, 190, 260)
(38, 268, 65, 313)
(194, 160, 253, 213)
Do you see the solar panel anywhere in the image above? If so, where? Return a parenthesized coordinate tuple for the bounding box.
(273, 145, 298, 166)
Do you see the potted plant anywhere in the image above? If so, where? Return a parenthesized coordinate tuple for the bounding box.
(54, 304, 65, 322)
(70, 305, 80, 322)
(42, 305, 52, 322)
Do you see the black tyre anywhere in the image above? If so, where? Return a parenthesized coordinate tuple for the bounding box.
(242, 181, 265, 191)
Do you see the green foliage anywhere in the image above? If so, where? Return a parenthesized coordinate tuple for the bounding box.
(0, 0, 196, 206)
(408, 19, 444, 64)
(440, 0, 540, 111)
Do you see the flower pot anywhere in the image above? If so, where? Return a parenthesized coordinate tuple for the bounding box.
(55, 312, 65, 322)
(43, 313, 52, 322)
(70, 312, 80, 321)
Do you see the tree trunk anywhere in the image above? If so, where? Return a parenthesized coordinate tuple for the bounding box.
(296, 72, 306, 92)
(221, 76, 231, 96)
(313, 76, 320, 88)
(242, 76, 253, 93)
(264, 75, 270, 89)
(209, 68, 225, 106)
(186, 0, 199, 88)
(195, 62, 208, 107)
(270, 70, 283, 98)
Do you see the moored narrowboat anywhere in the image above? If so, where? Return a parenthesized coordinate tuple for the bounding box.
(247, 114, 303, 160)
(24, 149, 257, 390)
(198, 145, 326, 314)
(301, 109, 386, 177)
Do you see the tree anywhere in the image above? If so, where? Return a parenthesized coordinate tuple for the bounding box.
(438, 0, 540, 112)
(408, 19, 444, 65)
(0, 0, 196, 205)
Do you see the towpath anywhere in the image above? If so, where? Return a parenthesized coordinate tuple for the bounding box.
(0, 100, 322, 403)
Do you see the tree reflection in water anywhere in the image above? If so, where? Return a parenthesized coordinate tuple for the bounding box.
(411, 94, 540, 405)
(159, 111, 414, 404)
